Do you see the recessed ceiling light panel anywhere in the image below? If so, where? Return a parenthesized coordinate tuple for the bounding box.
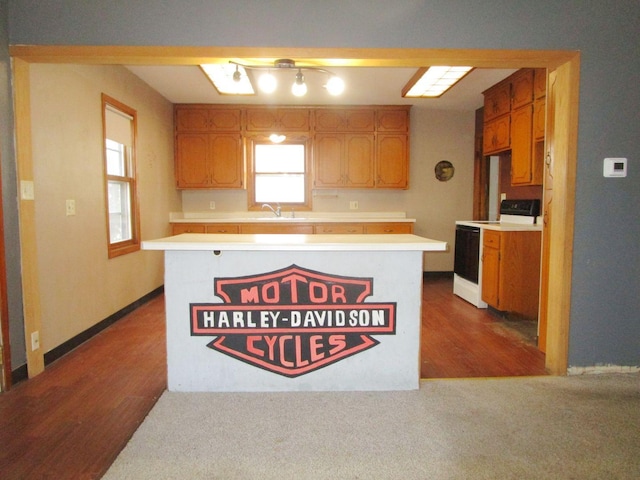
(402, 66, 474, 98)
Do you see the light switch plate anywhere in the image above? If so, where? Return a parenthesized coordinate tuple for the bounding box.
(603, 157, 627, 177)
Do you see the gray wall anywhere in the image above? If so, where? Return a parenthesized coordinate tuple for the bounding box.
(3, 1, 640, 368)
(1, 0, 26, 370)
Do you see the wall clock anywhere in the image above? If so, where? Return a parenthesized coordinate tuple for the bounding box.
(435, 160, 455, 181)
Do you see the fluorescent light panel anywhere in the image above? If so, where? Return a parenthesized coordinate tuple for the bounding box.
(200, 64, 255, 95)
(403, 66, 474, 98)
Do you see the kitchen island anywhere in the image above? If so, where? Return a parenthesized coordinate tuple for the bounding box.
(143, 233, 446, 392)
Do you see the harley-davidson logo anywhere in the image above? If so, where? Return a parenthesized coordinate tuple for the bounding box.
(190, 264, 396, 377)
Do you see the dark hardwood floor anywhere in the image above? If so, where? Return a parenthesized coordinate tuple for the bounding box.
(0, 275, 546, 479)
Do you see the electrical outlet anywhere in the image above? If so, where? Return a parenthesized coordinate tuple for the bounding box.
(66, 199, 76, 216)
(209, 201, 216, 210)
(349, 201, 359, 210)
(31, 331, 40, 351)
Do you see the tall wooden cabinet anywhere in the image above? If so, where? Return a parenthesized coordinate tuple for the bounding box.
(174, 106, 244, 188)
(482, 68, 545, 186)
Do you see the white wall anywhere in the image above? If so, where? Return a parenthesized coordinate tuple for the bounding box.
(181, 107, 476, 272)
(29, 64, 181, 352)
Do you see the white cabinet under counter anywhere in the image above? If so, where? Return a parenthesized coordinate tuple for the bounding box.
(143, 233, 446, 392)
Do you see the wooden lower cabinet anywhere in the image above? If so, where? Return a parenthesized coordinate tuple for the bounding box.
(239, 224, 314, 234)
(481, 229, 542, 320)
(364, 223, 413, 234)
(314, 224, 364, 234)
(171, 221, 413, 235)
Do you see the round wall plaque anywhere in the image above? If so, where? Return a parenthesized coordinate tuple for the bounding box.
(435, 160, 455, 181)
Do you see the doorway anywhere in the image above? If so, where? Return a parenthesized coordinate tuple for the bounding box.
(8, 46, 579, 380)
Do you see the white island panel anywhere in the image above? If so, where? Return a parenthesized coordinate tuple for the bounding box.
(145, 234, 446, 392)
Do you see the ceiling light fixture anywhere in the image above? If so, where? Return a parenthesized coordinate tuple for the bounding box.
(200, 63, 255, 95)
(200, 59, 345, 97)
(402, 66, 474, 98)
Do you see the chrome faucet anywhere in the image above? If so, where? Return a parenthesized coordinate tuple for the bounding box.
(262, 203, 282, 217)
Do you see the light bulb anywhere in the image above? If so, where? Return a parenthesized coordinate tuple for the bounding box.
(325, 76, 345, 95)
(292, 70, 307, 97)
(258, 71, 277, 93)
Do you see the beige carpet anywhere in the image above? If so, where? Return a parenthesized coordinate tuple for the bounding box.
(104, 374, 639, 479)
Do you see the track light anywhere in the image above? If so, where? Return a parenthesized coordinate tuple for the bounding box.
(200, 59, 345, 97)
(291, 69, 307, 97)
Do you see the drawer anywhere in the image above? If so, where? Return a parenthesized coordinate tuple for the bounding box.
(314, 224, 364, 234)
(172, 223, 206, 234)
(364, 223, 413, 234)
(205, 224, 239, 234)
(483, 230, 501, 248)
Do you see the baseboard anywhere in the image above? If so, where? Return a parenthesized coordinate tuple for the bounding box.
(422, 271, 453, 279)
(11, 363, 28, 385)
(43, 286, 164, 367)
(568, 365, 640, 375)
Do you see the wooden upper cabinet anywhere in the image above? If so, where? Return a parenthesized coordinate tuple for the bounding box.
(313, 133, 374, 188)
(245, 107, 310, 131)
(511, 69, 534, 110)
(533, 68, 547, 99)
(533, 97, 546, 140)
(510, 104, 535, 185)
(376, 107, 410, 132)
(175, 132, 243, 189)
(376, 134, 408, 188)
(483, 81, 511, 122)
(483, 115, 510, 155)
(175, 106, 241, 132)
(314, 108, 374, 132)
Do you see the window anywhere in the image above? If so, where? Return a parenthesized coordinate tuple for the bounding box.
(102, 94, 140, 258)
(248, 136, 311, 210)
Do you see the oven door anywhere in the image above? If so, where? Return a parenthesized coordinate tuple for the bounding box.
(454, 225, 480, 284)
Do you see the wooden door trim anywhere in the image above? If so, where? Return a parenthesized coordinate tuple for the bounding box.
(8, 46, 579, 377)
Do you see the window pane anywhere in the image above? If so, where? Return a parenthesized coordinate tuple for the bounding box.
(255, 144, 305, 173)
(106, 139, 126, 176)
(108, 180, 132, 243)
(255, 174, 305, 203)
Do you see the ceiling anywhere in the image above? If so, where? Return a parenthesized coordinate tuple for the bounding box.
(125, 65, 517, 111)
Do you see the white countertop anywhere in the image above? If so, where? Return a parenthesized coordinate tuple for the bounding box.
(170, 211, 415, 224)
(142, 233, 447, 252)
(456, 220, 542, 232)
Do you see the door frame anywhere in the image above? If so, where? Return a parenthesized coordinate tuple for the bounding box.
(8, 46, 579, 377)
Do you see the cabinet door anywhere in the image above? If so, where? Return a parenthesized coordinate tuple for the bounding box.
(481, 244, 501, 308)
(314, 224, 364, 234)
(314, 108, 374, 132)
(344, 134, 374, 187)
(511, 69, 534, 110)
(175, 134, 210, 188)
(205, 224, 240, 233)
(364, 223, 413, 234)
(313, 133, 344, 187)
(377, 108, 409, 132)
(511, 105, 535, 185)
(207, 134, 243, 188)
(483, 82, 511, 121)
(533, 68, 547, 99)
(533, 97, 546, 140)
(175, 108, 210, 132)
(208, 108, 242, 131)
(172, 223, 206, 234)
(175, 107, 241, 132)
(376, 134, 408, 188)
(240, 224, 314, 234)
(246, 108, 309, 131)
(482, 115, 510, 155)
